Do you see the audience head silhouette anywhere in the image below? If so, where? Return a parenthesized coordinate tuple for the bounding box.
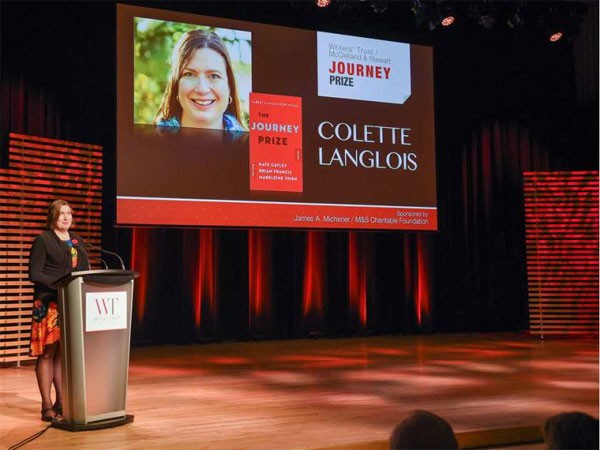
(390, 410, 459, 450)
(544, 411, 599, 450)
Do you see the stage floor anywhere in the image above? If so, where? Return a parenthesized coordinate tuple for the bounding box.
(1, 333, 597, 450)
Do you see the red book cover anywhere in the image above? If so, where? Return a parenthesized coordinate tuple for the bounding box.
(249, 93, 303, 192)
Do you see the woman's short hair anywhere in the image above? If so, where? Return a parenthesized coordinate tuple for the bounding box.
(155, 29, 243, 129)
(46, 199, 72, 229)
(390, 410, 458, 450)
(544, 412, 599, 449)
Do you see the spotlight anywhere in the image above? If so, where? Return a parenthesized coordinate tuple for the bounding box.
(542, 7, 568, 42)
(316, 0, 331, 7)
(469, 2, 497, 30)
(505, 11, 524, 29)
(478, 14, 496, 29)
(335, 1, 362, 18)
(548, 31, 563, 42)
(441, 14, 455, 27)
(411, 0, 429, 29)
(541, 3, 586, 43)
(370, 1, 388, 15)
(439, 4, 456, 27)
(412, 0, 457, 31)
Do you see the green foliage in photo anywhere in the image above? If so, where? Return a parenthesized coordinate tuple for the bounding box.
(133, 18, 252, 127)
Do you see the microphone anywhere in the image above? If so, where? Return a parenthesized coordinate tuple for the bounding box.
(98, 248, 126, 270)
(89, 257, 109, 270)
(85, 243, 126, 270)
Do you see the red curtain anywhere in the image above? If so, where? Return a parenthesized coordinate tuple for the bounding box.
(4, 70, 583, 343)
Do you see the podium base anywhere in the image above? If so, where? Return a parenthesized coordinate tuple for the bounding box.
(51, 414, 134, 432)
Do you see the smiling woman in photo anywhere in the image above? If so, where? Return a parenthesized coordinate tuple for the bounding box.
(155, 29, 246, 131)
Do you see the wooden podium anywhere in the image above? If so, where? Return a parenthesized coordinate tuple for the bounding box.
(54, 269, 138, 431)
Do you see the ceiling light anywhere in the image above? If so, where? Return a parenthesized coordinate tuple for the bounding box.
(441, 15, 455, 27)
(549, 31, 563, 42)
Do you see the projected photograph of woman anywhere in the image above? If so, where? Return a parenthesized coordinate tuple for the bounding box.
(134, 19, 251, 131)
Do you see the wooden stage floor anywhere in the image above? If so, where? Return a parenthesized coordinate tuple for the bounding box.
(1, 333, 597, 450)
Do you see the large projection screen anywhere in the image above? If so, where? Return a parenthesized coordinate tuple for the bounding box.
(116, 4, 437, 231)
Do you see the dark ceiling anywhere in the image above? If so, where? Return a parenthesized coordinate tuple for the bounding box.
(1, 1, 597, 169)
(118, 0, 590, 45)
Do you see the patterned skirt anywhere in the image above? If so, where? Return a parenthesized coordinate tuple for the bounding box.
(29, 299, 60, 357)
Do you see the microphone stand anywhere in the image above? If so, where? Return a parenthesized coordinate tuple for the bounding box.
(86, 244, 126, 270)
(89, 257, 109, 270)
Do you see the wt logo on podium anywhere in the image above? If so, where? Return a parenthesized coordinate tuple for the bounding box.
(86, 292, 128, 332)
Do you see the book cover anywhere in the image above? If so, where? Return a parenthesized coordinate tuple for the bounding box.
(249, 92, 303, 192)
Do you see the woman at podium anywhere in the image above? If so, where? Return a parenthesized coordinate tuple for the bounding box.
(28, 199, 89, 422)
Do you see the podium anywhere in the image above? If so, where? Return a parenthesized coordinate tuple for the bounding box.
(54, 269, 138, 431)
